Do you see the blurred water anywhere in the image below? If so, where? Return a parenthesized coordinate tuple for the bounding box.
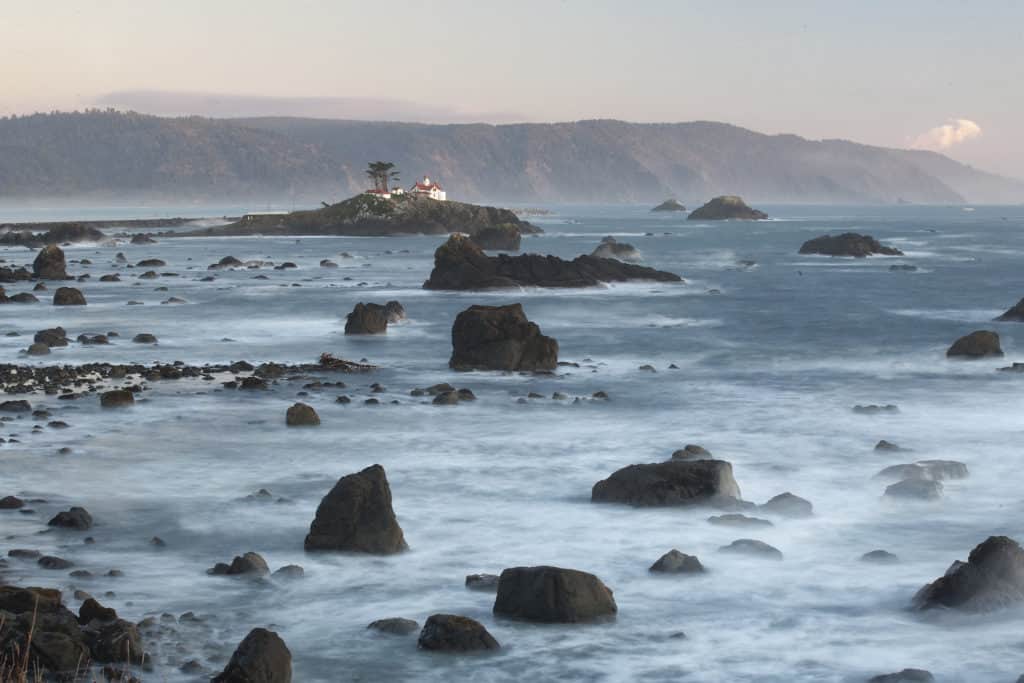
(2, 203, 1024, 682)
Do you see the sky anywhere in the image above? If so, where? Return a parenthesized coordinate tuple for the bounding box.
(2, 0, 1022, 177)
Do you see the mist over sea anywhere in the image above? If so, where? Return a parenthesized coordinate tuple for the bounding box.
(2, 203, 1024, 682)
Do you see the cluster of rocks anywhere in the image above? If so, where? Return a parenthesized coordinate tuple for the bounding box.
(410, 383, 476, 405)
(207, 551, 303, 581)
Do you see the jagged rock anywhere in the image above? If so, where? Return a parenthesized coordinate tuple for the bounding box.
(79, 598, 117, 624)
(213, 628, 292, 682)
(868, 669, 934, 682)
(649, 550, 704, 574)
(591, 236, 641, 262)
(687, 196, 767, 221)
(592, 459, 742, 507)
(344, 303, 389, 334)
(33, 244, 68, 279)
(759, 492, 813, 518)
(798, 233, 903, 257)
(53, 287, 86, 306)
(651, 198, 687, 212)
(304, 464, 407, 554)
(946, 330, 1003, 358)
(470, 224, 522, 251)
(48, 506, 93, 530)
(423, 233, 680, 289)
(913, 536, 1024, 611)
(417, 614, 500, 652)
(449, 303, 558, 371)
(995, 297, 1024, 322)
(718, 539, 783, 560)
(367, 618, 419, 635)
(285, 402, 319, 426)
(492, 566, 617, 622)
(100, 389, 135, 408)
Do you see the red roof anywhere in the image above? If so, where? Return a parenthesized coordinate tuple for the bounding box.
(413, 181, 443, 191)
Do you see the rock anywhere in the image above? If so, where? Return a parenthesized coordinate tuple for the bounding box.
(649, 550, 704, 574)
(449, 303, 558, 371)
(34, 327, 68, 347)
(492, 565, 617, 622)
(383, 300, 406, 323)
(651, 198, 687, 212)
(79, 597, 118, 624)
(591, 459, 742, 507)
(33, 244, 69, 279)
(48, 506, 93, 530)
(687, 196, 767, 221)
(210, 255, 245, 270)
(27, 342, 51, 355)
(367, 618, 419, 635)
(995, 297, 1024, 322)
(868, 669, 934, 682)
(132, 333, 157, 344)
(77, 333, 109, 345)
(470, 224, 521, 251)
(876, 461, 968, 482)
(913, 535, 1024, 611)
(759, 492, 813, 518)
(671, 444, 711, 459)
(718, 539, 783, 560)
(272, 565, 304, 580)
(946, 330, 1003, 358)
(853, 404, 899, 415)
(884, 478, 942, 500)
(465, 573, 500, 592)
(861, 550, 899, 564)
(0, 495, 25, 509)
(53, 287, 86, 305)
(319, 259, 338, 268)
(875, 440, 903, 451)
(285, 402, 319, 426)
(213, 628, 292, 683)
(417, 614, 500, 652)
(304, 464, 407, 554)
(136, 258, 165, 267)
(889, 264, 918, 272)
(591, 236, 641, 262)
(0, 399, 32, 412)
(707, 513, 773, 528)
(344, 303, 390, 334)
(38, 555, 74, 569)
(799, 232, 903, 257)
(130, 234, 156, 244)
(423, 233, 681, 290)
(100, 389, 135, 408)
(211, 552, 270, 577)
(7, 292, 39, 303)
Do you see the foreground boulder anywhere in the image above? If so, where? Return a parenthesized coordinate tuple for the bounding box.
(470, 225, 521, 251)
(493, 566, 616, 623)
(304, 464, 407, 554)
(345, 303, 390, 334)
(995, 297, 1024, 322)
(53, 287, 86, 306)
(687, 196, 767, 221)
(417, 614, 500, 652)
(423, 233, 680, 289)
(213, 628, 292, 682)
(285, 402, 319, 426)
(799, 233, 903, 257)
(33, 244, 68, 279)
(946, 330, 1003, 358)
(592, 459, 741, 507)
(449, 303, 558, 371)
(913, 535, 1024, 611)
(651, 198, 687, 212)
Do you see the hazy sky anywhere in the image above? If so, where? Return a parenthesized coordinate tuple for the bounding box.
(3, 0, 1022, 177)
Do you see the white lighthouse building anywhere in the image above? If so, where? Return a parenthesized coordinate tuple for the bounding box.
(409, 176, 446, 201)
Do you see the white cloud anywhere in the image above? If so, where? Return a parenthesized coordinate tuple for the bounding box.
(913, 118, 982, 150)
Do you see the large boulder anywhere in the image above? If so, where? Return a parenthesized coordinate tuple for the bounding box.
(213, 628, 292, 683)
(285, 403, 319, 426)
(33, 244, 68, 279)
(687, 196, 767, 220)
(423, 233, 680, 290)
(798, 233, 903, 257)
(995, 297, 1024, 322)
(344, 303, 389, 334)
(470, 225, 521, 251)
(492, 566, 617, 622)
(946, 330, 1003, 358)
(304, 464, 407, 554)
(913, 535, 1024, 611)
(53, 287, 86, 306)
(592, 459, 742, 507)
(417, 614, 500, 652)
(449, 303, 558, 371)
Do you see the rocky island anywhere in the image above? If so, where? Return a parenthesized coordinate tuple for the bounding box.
(799, 233, 904, 257)
(687, 196, 768, 220)
(651, 199, 687, 212)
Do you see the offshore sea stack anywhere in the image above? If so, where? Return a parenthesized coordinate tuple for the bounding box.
(493, 566, 617, 622)
(913, 536, 1024, 611)
(651, 198, 687, 212)
(423, 233, 681, 289)
(304, 464, 408, 554)
(799, 233, 904, 257)
(32, 244, 69, 279)
(687, 196, 767, 220)
(449, 303, 558, 371)
(995, 297, 1024, 322)
(592, 459, 743, 507)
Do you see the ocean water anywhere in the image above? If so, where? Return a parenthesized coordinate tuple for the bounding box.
(2, 203, 1024, 682)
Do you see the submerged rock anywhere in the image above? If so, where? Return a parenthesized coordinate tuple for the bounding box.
(759, 492, 813, 518)
(449, 303, 558, 371)
(884, 478, 942, 500)
(861, 550, 899, 564)
(649, 550, 704, 574)
(493, 565, 617, 622)
(304, 464, 407, 554)
(213, 628, 292, 682)
(417, 614, 500, 652)
(707, 513, 773, 528)
(367, 617, 419, 635)
(717, 539, 783, 560)
(946, 330, 1003, 358)
(798, 232, 903, 257)
(687, 196, 767, 221)
(913, 535, 1024, 612)
(465, 573, 501, 592)
(592, 459, 742, 507)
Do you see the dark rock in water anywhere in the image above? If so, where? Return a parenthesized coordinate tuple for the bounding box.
(367, 617, 419, 635)
(649, 549, 704, 574)
(27, 342, 50, 355)
(136, 258, 165, 267)
(48, 506, 93, 530)
(209, 552, 270, 577)
(591, 236, 642, 263)
(465, 573, 500, 592)
(345, 303, 389, 334)
(877, 460, 968, 483)
(718, 539, 783, 560)
(759, 492, 813, 518)
(471, 224, 522, 251)
(651, 198, 687, 212)
(449, 303, 558, 371)
(38, 555, 74, 569)
(861, 549, 899, 564)
(130, 233, 156, 244)
(417, 614, 500, 652)
(35, 326, 69, 347)
(304, 464, 407, 554)
(946, 330, 1003, 358)
(209, 256, 244, 270)
(0, 399, 32, 412)
(100, 389, 135, 408)
(687, 196, 767, 221)
(33, 244, 69, 279)
(798, 233, 903, 257)
(493, 565, 617, 622)
(889, 264, 918, 272)
(913, 535, 1024, 612)
(53, 286, 86, 305)
(423, 233, 681, 290)
(132, 333, 157, 344)
(213, 628, 292, 682)
(5, 291, 39, 303)
(884, 478, 942, 500)
(384, 300, 406, 323)
(592, 459, 742, 507)
(708, 513, 773, 528)
(77, 333, 109, 345)
(0, 495, 25, 509)
(995, 297, 1024, 322)
(876, 464, 928, 481)
(285, 402, 319, 426)
(272, 565, 304, 580)
(853, 404, 899, 415)
(868, 669, 934, 682)
(875, 440, 903, 451)
(79, 597, 118, 624)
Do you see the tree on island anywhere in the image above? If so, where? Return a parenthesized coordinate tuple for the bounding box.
(366, 161, 399, 193)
